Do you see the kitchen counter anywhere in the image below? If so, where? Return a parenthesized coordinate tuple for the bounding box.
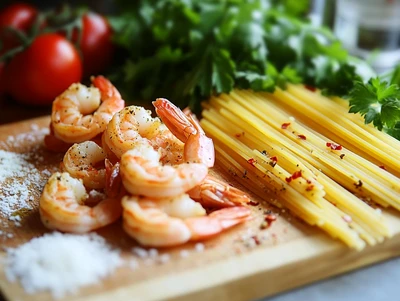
(1, 96, 399, 301)
(264, 253, 398, 301)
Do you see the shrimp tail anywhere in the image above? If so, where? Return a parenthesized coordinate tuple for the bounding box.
(186, 206, 252, 241)
(105, 159, 125, 198)
(153, 98, 215, 167)
(188, 175, 251, 208)
(91, 75, 122, 100)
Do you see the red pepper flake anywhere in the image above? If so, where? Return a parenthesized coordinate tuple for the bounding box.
(305, 85, 316, 92)
(247, 201, 260, 206)
(379, 165, 386, 170)
(281, 122, 291, 129)
(306, 185, 314, 191)
(265, 214, 277, 223)
(326, 142, 342, 150)
(269, 156, 278, 167)
(252, 235, 261, 245)
(286, 170, 302, 183)
(297, 134, 307, 140)
(291, 170, 302, 180)
(235, 132, 245, 138)
(247, 158, 257, 167)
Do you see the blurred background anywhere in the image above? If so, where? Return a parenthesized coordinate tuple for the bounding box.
(310, 0, 400, 73)
(3, 0, 400, 73)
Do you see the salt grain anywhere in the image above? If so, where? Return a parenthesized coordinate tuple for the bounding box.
(180, 250, 189, 258)
(194, 243, 205, 252)
(132, 247, 148, 258)
(0, 150, 47, 217)
(128, 259, 139, 270)
(158, 254, 170, 264)
(343, 215, 352, 223)
(5, 232, 122, 299)
(148, 248, 158, 258)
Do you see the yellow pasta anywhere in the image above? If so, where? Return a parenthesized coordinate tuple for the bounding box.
(201, 86, 397, 249)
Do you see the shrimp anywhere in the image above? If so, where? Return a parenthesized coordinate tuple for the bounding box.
(61, 141, 107, 189)
(39, 172, 122, 233)
(51, 76, 125, 144)
(102, 106, 163, 159)
(153, 98, 215, 167)
(120, 144, 208, 198)
(187, 175, 251, 208)
(122, 194, 252, 247)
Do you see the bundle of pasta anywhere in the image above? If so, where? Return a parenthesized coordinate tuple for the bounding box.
(201, 87, 398, 250)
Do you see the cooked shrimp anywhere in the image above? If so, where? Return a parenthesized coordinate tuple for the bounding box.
(120, 145, 208, 198)
(149, 123, 185, 165)
(153, 98, 215, 167)
(102, 106, 163, 159)
(52, 76, 125, 143)
(61, 141, 107, 189)
(39, 172, 122, 233)
(122, 194, 252, 247)
(188, 175, 251, 208)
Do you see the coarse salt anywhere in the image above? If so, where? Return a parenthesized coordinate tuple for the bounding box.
(5, 232, 122, 299)
(194, 243, 205, 252)
(180, 250, 189, 258)
(132, 247, 148, 258)
(0, 150, 48, 217)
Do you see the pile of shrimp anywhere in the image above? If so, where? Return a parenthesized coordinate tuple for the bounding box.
(40, 76, 252, 247)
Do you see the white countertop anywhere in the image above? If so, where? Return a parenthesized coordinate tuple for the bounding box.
(264, 257, 399, 301)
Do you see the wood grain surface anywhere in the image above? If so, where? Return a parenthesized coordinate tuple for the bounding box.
(0, 117, 400, 301)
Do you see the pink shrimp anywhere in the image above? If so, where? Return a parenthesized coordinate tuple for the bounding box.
(153, 98, 215, 168)
(188, 175, 251, 208)
(51, 76, 125, 143)
(122, 194, 252, 247)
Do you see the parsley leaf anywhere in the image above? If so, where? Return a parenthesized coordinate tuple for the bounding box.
(349, 78, 400, 133)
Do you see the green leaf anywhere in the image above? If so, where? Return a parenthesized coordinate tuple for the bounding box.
(211, 48, 235, 94)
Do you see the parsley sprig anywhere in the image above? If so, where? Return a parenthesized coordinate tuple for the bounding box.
(108, 0, 366, 110)
(349, 78, 400, 139)
(109, 0, 400, 140)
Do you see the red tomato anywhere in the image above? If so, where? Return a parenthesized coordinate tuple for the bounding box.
(5, 33, 82, 105)
(75, 12, 114, 77)
(0, 3, 38, 50)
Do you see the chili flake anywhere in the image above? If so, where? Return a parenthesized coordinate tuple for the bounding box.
(379, 165, 386, 170)
(285, 170, 302, 183)
(265, 214, 277, 223)
(247, 158, 257, 167)
(297, 134, 307, 140)
(306, 185, 314, 191)
(281, 122, 291, 129)
(235, 132, 245, 138)
(269, 156, 278, 167)
(291, 170, 302, 180)
(305, 85, 316, 92)
(251, 236, 261, 245)
(247, 201, 260, 206)
(326, 142, 342, 150)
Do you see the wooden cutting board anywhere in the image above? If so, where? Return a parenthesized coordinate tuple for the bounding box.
(1, 116, 400, 301)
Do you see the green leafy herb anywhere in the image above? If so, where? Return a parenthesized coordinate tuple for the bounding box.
(349, 78, 400, 138)
(108, 0, 364, 110)
(109, 0, 400, 140)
